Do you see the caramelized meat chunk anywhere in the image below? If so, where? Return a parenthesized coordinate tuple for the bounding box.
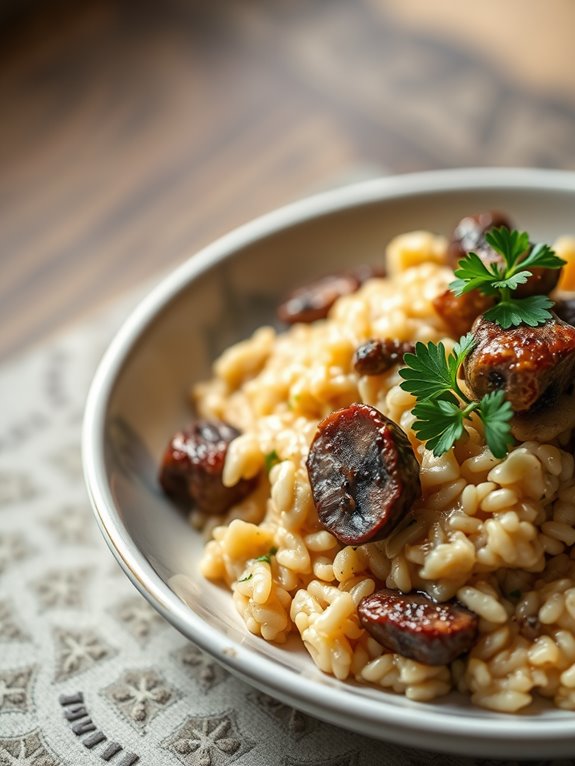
(358, 589, 478, 665)
(353, 339, 415, 376)
(277, 265, 383, 324)
(159, 420, 258, 514)
(306, 403, 420, 545)
(464, 314, 575, 413)
(448, 210, 560, 297)
(432, 288, 495, 338)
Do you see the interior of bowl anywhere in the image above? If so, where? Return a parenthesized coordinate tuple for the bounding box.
(86, 170, 575, 755)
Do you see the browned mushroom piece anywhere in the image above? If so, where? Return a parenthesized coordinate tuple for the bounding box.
(306, 403, 420, 545)
(277, 265, 384, 324)
(448, 210, 513, 269)
(464, 314, 575, 413)
(432, 288, 495, 338)
(159, 420, 258, 514)
(353, 338, 415, 376)
(516, 266, 562, 298)
(358, 589, 479, 666)
(278, 273, 360, 324)
(448, 211, 560, 298)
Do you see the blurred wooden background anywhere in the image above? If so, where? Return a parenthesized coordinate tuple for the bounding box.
(2, 0, 575, 360)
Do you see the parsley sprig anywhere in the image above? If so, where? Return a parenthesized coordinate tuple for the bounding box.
(449, 228, 565, 328)
(399, 335, 513, 457)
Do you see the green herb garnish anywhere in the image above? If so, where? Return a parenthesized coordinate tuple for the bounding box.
(264, 450, 281, 473)
(256, 546, 278, 565)
(399, 336, 513, 457)
(449, 227, 564, 328)
(399, 228, 562, 458)
(238, 573, 253, 583)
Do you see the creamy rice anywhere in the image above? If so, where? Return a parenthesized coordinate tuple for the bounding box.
(195, 230, 575, 712)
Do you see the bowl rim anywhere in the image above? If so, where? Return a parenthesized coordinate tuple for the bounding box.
(83, 167, 575, 750)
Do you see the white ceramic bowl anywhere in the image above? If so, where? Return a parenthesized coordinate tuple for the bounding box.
(83, 168, 575, 758)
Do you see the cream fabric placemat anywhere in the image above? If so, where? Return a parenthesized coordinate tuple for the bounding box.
(0, 288, 566, 766)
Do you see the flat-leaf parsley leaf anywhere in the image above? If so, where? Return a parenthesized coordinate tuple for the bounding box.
(483, 294, 554, 329)
(399, 338, 513, 457)
(478, 390, 514, 457)
(400, 332, 474, 404)
(411, 398, 467, 456)
(449, 227, 564, 328)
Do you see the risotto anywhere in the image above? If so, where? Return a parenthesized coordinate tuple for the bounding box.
(179, 227, 575, 713)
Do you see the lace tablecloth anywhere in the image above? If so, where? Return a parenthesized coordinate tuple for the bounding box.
(0, 293, 567, 766)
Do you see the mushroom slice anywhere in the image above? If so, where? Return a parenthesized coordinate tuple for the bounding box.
(358, 589, 479, 665)
(306, 403, 420, 545)
(277, 265, 384, 325)
(448, 210, 513, 270)
(353, 338, 415, 376)
(159, 420, 258, 514)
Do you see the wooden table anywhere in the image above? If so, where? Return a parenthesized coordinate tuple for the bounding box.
(2, 0, 575, 360)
